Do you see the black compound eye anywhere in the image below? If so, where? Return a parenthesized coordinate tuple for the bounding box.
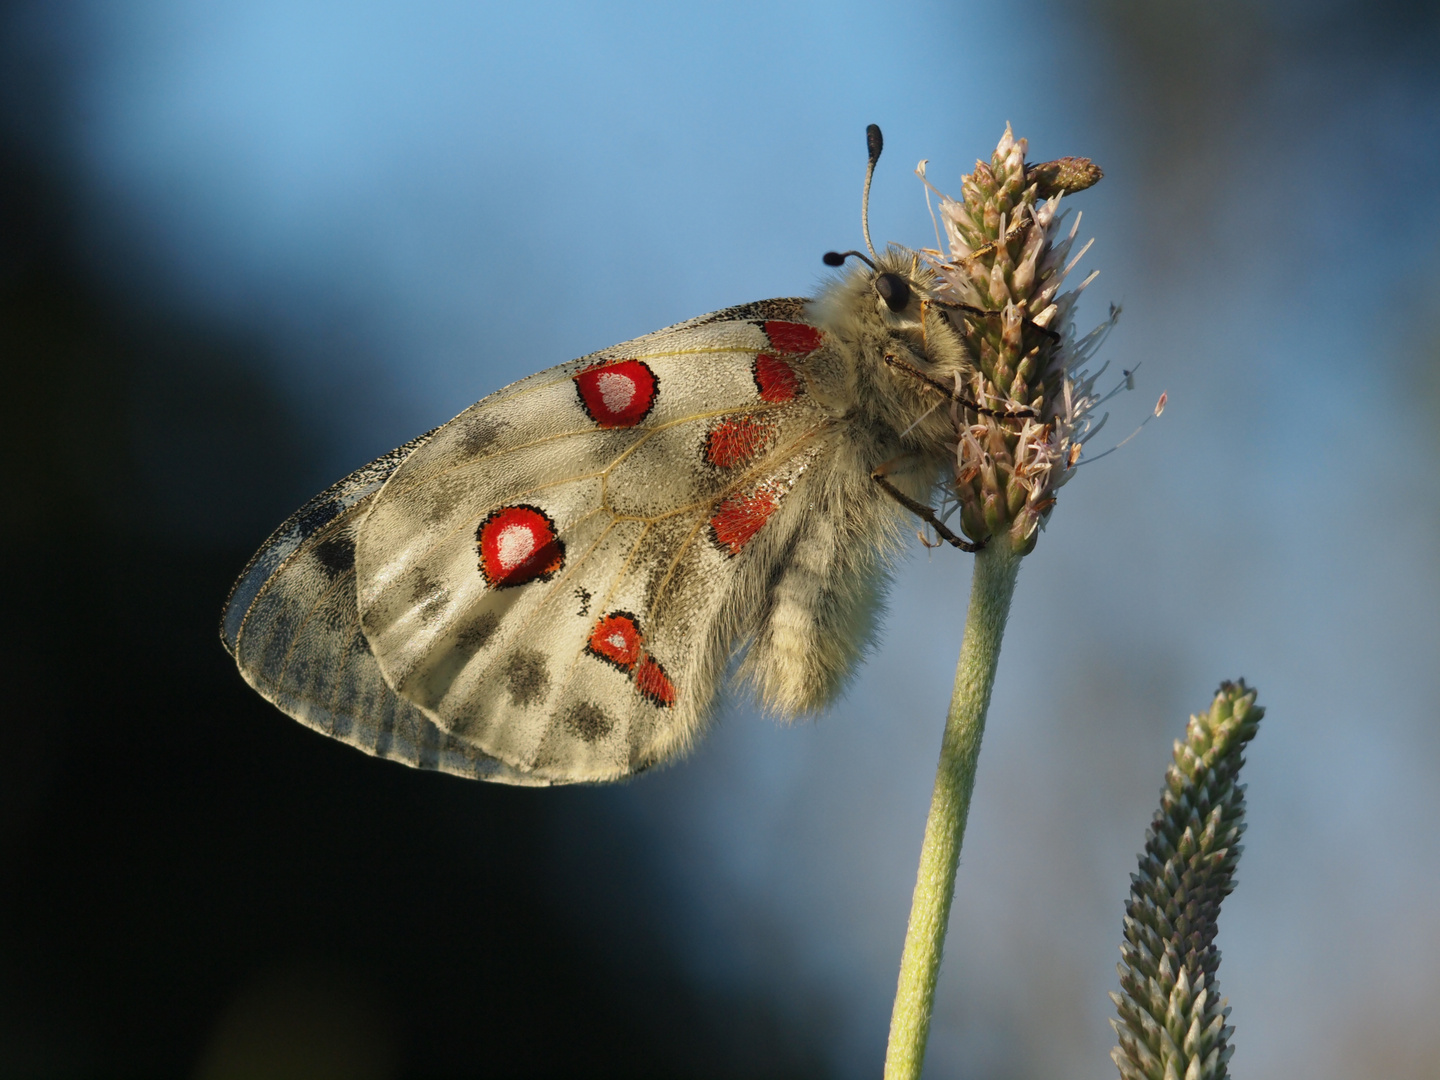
(875, 272, 912, 313)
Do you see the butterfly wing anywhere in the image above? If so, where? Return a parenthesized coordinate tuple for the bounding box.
(353, 299, 847, 782)
(221, 432, 548, 784)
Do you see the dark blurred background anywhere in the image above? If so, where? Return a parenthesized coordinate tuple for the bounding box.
(2, 2, 1438, 1078)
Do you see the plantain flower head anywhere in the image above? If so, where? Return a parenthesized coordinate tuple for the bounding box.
(920, 126, 1114, 555)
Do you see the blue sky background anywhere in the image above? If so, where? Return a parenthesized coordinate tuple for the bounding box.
(13, 1, 1440, 1076)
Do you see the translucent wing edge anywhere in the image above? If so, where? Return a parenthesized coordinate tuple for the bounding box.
(220, 427, 441, 656)
(222, 429, 551, 786)
(231, 653, 550, 786)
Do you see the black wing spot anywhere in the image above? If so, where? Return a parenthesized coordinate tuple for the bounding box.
(409, 571, 450, 624)
(456, 611, 500, 653)
(562, 702, 614, 744)
(350, 628, 373, 655)
(456, 416, 506, 457)
(504, 650, 550, 707)
(311, 534, 355, 580)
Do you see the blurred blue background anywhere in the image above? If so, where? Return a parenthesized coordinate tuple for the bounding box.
(3, 1, 1438, 1076)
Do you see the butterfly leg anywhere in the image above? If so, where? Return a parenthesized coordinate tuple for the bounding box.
(871, 458, 983, 553)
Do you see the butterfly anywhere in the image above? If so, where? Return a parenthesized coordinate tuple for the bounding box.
(221, 127, 1033, 785)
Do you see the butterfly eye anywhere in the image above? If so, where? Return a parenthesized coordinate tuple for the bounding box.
(875, 272, 911, 313)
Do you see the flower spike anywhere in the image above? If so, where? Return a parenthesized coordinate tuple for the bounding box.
(1110, 680, 1264, 1080)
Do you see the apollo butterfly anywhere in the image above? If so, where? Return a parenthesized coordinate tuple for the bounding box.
(221, 128, 1007, 784)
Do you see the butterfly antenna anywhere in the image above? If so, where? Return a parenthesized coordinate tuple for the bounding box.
(822, 249, 876, 269)
(862, 123, 882, 260)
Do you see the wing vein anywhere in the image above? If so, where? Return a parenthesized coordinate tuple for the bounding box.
(379, 400, 790, 501)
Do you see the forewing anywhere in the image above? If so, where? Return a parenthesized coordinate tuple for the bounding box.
(222, 432, 547, 785)
(355, 299, 835, 782)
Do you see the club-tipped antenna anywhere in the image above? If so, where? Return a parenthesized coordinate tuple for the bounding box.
(862, 123, 882, 260)
(823, 249, 876, 269)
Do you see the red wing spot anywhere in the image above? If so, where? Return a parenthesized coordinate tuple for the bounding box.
(709, 488, 780, 555)
(753, 354, 799, 403)
(763, 320, 823, 354)
(586, 611, 643, 672)
(477, 505, 565, 588)
(634, 654, 676, 708)
(705, 414, 777, 469)
(573, 358, 658, 428)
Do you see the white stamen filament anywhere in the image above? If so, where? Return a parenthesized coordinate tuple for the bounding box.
(1064, 237, 1095, 277)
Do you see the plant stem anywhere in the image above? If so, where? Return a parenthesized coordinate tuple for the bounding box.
(884, 537, 1022, 1079)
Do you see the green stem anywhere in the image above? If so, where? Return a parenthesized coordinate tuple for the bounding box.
(884, 537, 1022, 1080)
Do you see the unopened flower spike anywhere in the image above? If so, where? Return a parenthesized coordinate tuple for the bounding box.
(1110, 680, 1263, 1080)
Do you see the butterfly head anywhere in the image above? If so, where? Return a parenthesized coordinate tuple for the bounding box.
(821, 247, 938, 327)
(819, 246, 965, 353)
(811, 246, 975, 453)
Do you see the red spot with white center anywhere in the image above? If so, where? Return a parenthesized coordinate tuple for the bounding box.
(635, 655, 676, 708)
(709, 487, 780, 555)
(582, 612, 677, 708)
(476, 505, 564, 588)
(763, 320, 823, 354)
(573, 359, 658, 428)
(586, 611, 643, 671)
(752, 355, 799, 403)
(705, 414, 776, 469)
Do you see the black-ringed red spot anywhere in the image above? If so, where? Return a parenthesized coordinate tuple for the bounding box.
(476, 505, 564, 588)
(752, 354, 799, 403)
(586, 611, 643, 672)
(709, 487, 780, 555)
(573, 359, 658, 428)
(582, 613, 676, 708)
(635, 654, 676, 708)
(763, 320, 823, 354)
(704, 414, 777, 469)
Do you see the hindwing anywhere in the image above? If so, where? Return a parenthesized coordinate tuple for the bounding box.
(221, 432, 546, 784)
